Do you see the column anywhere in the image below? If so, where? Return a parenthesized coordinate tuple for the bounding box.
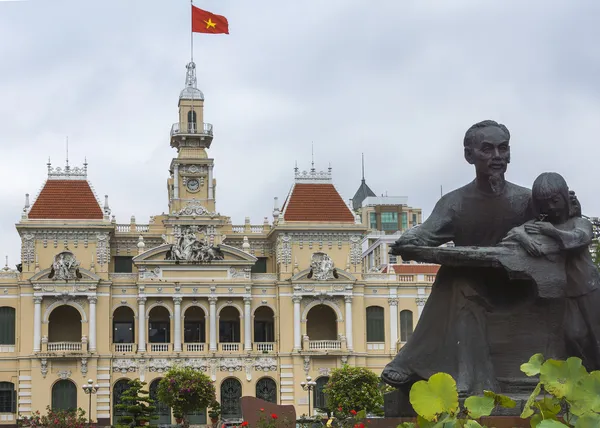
(416, 297, 427, 319)
(137, 297, 147, 352)
(388, 298, 399, 353)
(208, 164, 214, 199)
(344, 296, 353, 351)
(88, 296, 97, 352)
(173, 297, 182, 352)
(173, 164, 179, 199)
(292, 296, 302, 351)
(33, 297, 42, 352)
(209, 297, 217, 351)
(244, 297, 252, 351)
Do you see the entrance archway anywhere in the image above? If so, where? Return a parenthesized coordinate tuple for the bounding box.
(52, 380, 77, 411)
(306, 305, 337, 340)
(220, 378, 242, 420)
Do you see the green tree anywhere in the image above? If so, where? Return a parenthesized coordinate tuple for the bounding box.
(115, 379, 158, 428)
(157, 366, 216, 428)
(323, 365, 384, 416)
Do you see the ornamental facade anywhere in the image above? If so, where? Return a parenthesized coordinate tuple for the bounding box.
(0, 62, 434, 427)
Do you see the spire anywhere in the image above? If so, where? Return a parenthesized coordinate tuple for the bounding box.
(351, 153, 376, 211)
(180, 62, 204, 101)
(361, 153, 365, 181)
(65, 136, 69, 170)
(310, 142, 315, 173)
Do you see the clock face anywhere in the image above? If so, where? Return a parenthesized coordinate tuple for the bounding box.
(187, 179, 200, 192)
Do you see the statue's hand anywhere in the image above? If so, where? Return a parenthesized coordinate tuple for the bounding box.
(515, 230, 544, 257)
(525, 221, 557, 237)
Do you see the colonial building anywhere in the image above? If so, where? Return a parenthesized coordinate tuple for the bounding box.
(0, 62, 434, 427)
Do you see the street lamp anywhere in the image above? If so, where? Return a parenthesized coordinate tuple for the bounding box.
(82, 379, 99, 426)
(300, 375, 317, 417)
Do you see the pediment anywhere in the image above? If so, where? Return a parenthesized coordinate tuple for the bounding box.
(30, 267, 101, 283)
(133, 243, 257, 266)
(291, 268, 356, 282)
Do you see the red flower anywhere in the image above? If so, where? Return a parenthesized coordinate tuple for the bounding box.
(241, 422, 249, 427)
(260, 408, 265, 412)
(354, 424, 365, 428)
(350, 409, 357, 415)
(271, 413, 278, 419)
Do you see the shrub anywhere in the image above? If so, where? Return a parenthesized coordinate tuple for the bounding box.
(115, 379, 158, 428)
(323, 365, 384, 416)
(17, 406, 88, 428)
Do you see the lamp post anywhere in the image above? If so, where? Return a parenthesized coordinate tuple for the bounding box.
(82, 379, 99, 426)
(300, 375, 317, 417)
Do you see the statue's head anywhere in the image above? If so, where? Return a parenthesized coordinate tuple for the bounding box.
(532, 172, 570, 223)
(464, 120, 510, 180)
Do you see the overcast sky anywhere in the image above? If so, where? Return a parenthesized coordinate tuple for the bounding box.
(1, 0, 599, 267)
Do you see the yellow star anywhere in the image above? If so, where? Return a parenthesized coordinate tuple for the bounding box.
(204, 18, 216, 29)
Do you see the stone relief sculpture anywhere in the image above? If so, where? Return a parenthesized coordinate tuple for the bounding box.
(382, 121, 594, 414)
(165, 226, 224, 262)
(48, 251, 82, 281)
(307, 252, 339, 280)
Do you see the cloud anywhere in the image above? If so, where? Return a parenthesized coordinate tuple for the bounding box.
(1, 0, 600, 265)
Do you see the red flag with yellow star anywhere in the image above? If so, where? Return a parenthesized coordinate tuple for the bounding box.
(192, 6, 229, 34)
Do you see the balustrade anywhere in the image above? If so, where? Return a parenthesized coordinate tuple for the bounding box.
(219, 343, 240, 352)
(185, 343, 205, 352)
(150, 343, 170, 352)
(255, 342, 275, 352)
(47, 342, 82, 352)
(307, 340, 341, 351)
(113, 343, 135, 353)
(398, 275, 414, 282)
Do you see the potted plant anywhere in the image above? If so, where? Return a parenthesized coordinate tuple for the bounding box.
(208, 401, 221, 424)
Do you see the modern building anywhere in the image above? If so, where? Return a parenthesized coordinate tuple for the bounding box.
(0, 62, 434, 427)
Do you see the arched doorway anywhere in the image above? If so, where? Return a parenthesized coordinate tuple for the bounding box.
(148, 306, 170, 345)
(113, 307, 135, 344)
(255, 378, 277, 404)
(253, 307, 275, 344)
(52, 380, 77, 411)
(112, 379, 130, 425)
(184, 306, 206, 350)
(314, 377, 329, 411)
(219, 307, 240, 344)
(48, 306, 82, 343)
(150, 379, 171, 425)
(220, 378, 242, 420)
(306, 305, 337, 340)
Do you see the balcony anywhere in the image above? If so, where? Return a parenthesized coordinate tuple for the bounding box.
(185, 343, 206, 353)
(47, 342, 83, 352)
(367, 342, 386, 352)
(113, 343, 136, 353)
(149, 343, 171, 353)
(307, 340, 342, 351)
(170, 122, 213, 137)
(255, 342, 275, 353)
(219, 343, 240, 352)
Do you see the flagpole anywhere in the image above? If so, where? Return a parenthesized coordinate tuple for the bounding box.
(190, 0, 194, 62)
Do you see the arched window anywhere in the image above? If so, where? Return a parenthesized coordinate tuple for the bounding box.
(254, 307, 275, 343)
(52, 380, 77, 411)
(314, 377, 329, 410)
(0, 382, 16, 413)
(148, 307, 170, 344)
(255, 378, 277, 404)
(150, 379, 171, 425)
(187, 110, 197, 132)
(112, 379, 130, 424)
(113, 307, 135, 343)
(366, 306, 385, 342)
(306, 305, 337, 340)
(400, 310, 414, 342)
(0, 307, 15, 346)
(219, 307, 240, 343)
(221, 378, 242, 420)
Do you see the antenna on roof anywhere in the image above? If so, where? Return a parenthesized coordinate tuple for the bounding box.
(66, 136, 69, 168)
(311, 142, 315, 172)
(361, 153, 365, 181)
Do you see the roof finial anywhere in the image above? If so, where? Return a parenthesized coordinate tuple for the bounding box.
(328, 162, 332, 174)
(361, 153, 365, 181)
(294, 160, 298, 174)
(311, 142, 315, 173)
(65, 136, 69, 169)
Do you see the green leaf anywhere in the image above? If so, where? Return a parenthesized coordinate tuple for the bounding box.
(540, 357, 588, 399)
(575, 413, 600, 428)
(464, 395, 495, 419)
(522, 354, 545, 376)
(569, 370, 600, 416)
(409, 373, 459, 421)
(483, 390, 516, 408)
(536, 396, 561, 418)
(464, 420, 483, 428)
(356, 409, 367, 420)
(521, 382, 542, 419)
(530, 413, 543, 428)
(396, 423, 416, 428)
(537, 420, 568, 428)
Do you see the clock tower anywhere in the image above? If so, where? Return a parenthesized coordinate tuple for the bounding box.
(167, 61, 216, 216)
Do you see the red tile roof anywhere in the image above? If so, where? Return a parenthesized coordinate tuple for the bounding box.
(383, 264, 440, 274)
(28, 180, 104, 220)
(282, 183, 355, 223)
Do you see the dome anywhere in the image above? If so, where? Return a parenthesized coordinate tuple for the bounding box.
(179, 86, 204, 101)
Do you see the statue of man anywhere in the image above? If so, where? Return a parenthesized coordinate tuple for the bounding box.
(382, 120, 542, 394)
